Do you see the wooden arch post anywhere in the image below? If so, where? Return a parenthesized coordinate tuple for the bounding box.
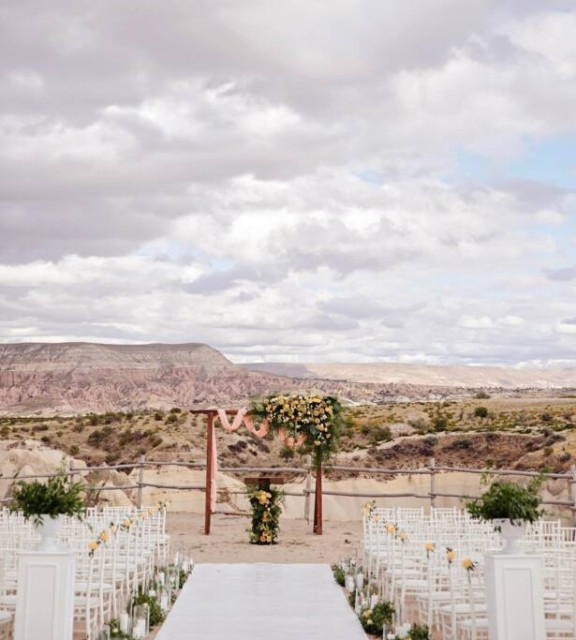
(313, 463, 323, 535)
(190, 408, 245, 536)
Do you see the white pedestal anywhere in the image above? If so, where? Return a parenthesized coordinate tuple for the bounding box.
(485, 554, 545, 640)
(14, 551, 75, 640)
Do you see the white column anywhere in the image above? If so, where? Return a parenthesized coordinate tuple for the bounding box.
(14, 551, 75, 640)
(485, 554, 545, 640)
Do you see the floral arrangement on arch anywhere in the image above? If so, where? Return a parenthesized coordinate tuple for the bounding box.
(249, 394, 344, 468)
(247, 486, 284, 545)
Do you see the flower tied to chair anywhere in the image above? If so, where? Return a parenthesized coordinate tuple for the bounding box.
(425, 541, 435, 559)
(461, 557, 477, 573)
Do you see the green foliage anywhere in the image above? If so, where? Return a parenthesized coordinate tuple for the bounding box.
(247, 486, 284, 545)
(369, 425, 393, 445)
(10, 469, 86, 525)
(279, 444, 295, 461)
(348, 589, 356, 608)
(407, 623, 431, 640)
(474, 390, 491, 400)
(466, 476, 544, 525)
(358, 601, 395, 635)
(474, 406, 489, 419)
(250, 394, 344, 468)
(432, 414, 448, 432)
(108, 619, 131, 638)
(331, 564, 345, 587)
(132, 591, 164, 627)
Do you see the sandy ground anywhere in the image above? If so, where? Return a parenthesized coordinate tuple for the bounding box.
(165, 511, 363, 564)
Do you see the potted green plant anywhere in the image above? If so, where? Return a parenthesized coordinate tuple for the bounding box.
(466, 476, 544, 554)
(10, 469, 86, 551)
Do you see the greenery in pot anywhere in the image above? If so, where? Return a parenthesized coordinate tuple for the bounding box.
(9, 469, 86, 525)
(466, 475, 544, 526)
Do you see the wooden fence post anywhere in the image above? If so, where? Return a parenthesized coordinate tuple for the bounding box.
(570, 465, 576, 527)
(304, 455, 312, 523)
(429, 457, 436, 510)
(204, 412, 215, 535)
(313, 464, 323, 535)
(137, 454, 145, 509)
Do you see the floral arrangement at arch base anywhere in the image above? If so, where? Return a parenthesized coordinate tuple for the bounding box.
(249, 394, 344, 468)
(247, 486, 284, 545)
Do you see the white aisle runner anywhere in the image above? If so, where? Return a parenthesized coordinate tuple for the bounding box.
(156, 564, 366, 640)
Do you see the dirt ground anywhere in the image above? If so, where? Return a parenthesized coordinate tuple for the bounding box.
(165, 511, 363, 564)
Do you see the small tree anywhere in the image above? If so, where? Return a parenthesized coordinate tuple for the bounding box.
(474, 406, 489, 419)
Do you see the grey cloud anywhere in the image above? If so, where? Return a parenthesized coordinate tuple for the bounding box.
(1, 1, 576, 365)
(544, 267, 576, 282)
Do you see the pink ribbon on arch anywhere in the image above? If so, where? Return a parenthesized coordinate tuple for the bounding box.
(216, 408, 270, 438)
(210, 409, 270, 513)
(210, 409, 304, 512)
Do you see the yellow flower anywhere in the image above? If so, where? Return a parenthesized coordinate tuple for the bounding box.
(446, 548, 456, 563)
(100, 530, 110, 542)
(123, 519, 131, 527)
(425, 541, 435, 552)
(386, 523, 396, 534)
(461, 557, 475, 571)
(361, 500, 375, 516)
(88, 541, 98, 551)
(398, 531, 408, 542)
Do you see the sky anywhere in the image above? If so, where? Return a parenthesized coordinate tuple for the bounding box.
(1, 1, 576, 367)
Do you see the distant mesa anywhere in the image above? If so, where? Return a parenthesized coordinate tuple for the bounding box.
(0, 342, 574, 416)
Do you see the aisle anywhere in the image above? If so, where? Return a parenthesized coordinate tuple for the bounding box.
(155, 564, 366, 640)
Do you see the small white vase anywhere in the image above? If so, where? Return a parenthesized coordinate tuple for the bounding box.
(494, 518, 526, 554)
(36, 515, 64, 551)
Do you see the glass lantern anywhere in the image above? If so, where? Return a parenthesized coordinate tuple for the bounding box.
(132, 603, 149, 640)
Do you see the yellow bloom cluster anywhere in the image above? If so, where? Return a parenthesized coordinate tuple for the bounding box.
(461, 557, 477, 571)
(362, 500, 376, 516)
(255, 491, 271, 506)
(258, 394, 338, 452)
(446, 548, 456, 564)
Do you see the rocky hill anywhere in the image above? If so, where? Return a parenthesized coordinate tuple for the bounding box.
(0, 342, 466, 415)
(0, 342, 279, 415)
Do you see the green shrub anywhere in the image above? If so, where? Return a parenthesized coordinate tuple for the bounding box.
(132, 591, 164, 627)
(408, 624, 432, 640)
(474, 407, 489, 419)
(466, 476, 543, 525)
(10, 470, 85, 525)
(358, 601, 395, 635)
(370, 426, 393, 445)
(331, 564, 345, 586)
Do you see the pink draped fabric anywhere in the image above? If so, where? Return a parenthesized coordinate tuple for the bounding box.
(209, 408, 305, 512)
(216, 408, 270, 438)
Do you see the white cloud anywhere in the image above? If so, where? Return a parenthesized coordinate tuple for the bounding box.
(0, 1, 576, 365)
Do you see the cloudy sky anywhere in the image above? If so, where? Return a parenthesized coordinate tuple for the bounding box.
(1, 1, 576, 366)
